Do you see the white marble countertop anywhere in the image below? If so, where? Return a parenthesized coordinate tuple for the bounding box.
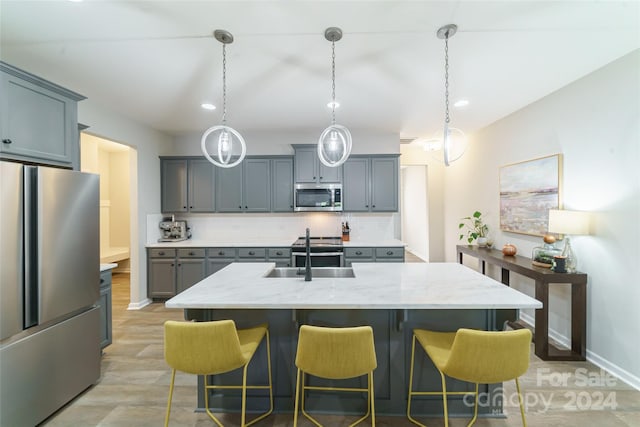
(146, 238, 405, 248)
(100, 263, 118, 272)
(165, 262, 542, 310)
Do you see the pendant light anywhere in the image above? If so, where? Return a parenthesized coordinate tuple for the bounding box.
(201, 29, 246, 168)
(437, 24, 467, 166)
(318, 27, 352, 168)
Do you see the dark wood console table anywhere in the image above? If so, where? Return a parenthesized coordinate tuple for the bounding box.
(457, 245, 588, 361)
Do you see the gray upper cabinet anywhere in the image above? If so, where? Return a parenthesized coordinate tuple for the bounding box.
(0, 62, 85, 169)
(342, 157, 370, 212)
(293, 145, 341, 184)
(370, 157, 398, 211)
(343, 155, 399, 212)
(188, 159, 216, 212)
(243, 158, 271, 212)
(161, 159, 188, 212)
(161, 157, 216, 213)
(215, 163, 243, 212)
(216, 158, 271, 212)
(272, 158, 294, 212)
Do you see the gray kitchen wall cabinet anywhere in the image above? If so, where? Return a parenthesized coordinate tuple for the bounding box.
(342, 155, 399, 212)
(188, 159, 216, 212)
(293, 144, 342, 184)
(1, 62, 85, 169)
(342, 157, 370, 212)
(271, 158, 294, 211)
(161, 159, 188, 213)
(161, 158, 215, 213)
(216, 158, 271, 212)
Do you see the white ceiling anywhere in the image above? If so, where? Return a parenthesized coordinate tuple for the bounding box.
(1, 1, 638, 140)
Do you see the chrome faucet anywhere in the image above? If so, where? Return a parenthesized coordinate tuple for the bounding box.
(304, 228, 312, 281)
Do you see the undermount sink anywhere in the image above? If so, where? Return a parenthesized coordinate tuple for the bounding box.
(264, 267, 355, 278)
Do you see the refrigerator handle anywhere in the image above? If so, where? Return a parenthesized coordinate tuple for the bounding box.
(23, 166, 38, 329)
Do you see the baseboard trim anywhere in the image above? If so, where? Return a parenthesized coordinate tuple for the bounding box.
(519, 313, 640, 391)
(127, 299, 151, 310)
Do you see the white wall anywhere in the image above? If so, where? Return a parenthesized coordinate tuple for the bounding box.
(401, 166, 429, 261)
(79, 101, 173, 309)
(169, 128, 399, 156)
(443, 50, 640, 388)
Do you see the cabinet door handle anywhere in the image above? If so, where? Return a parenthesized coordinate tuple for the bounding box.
(372, 205, 376, 208)
(159, 251, 165, 256)
(313, 176, 316, 180)
(183, 206, 187, 209)
(386, 251, 393, 255)
(100, 278, 105, 285)
(365, 205, 369, 208)
(355, 251, 362, 255)
(2, 139, 11, 144)
(238, 205, 242, 209)
(245, 206, 248, 209)
(189, 206, 193, 209)
(248, 251, 255, 256)
(276, 251, 283, 255)
(218, 251, 225, 256)
(320, 176, 323, 179)
(189, 251, 194, 256)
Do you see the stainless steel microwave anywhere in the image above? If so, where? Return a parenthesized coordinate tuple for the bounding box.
(294, 183, 343, 212)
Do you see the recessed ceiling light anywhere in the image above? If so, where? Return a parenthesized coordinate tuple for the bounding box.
(201, 103, 216, 110)
(454, 99, 469, 108)
(327, 101, 340, 109)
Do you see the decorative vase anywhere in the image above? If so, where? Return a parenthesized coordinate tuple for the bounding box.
(477, 237, 488, 247)
(502, 244, 517, 256)
(532, 235, 562, 268)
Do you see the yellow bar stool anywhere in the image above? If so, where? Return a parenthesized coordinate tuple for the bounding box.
(163, 320, 273, 427)
(407, 328, 532, 427)
(293, 325, 377, 427)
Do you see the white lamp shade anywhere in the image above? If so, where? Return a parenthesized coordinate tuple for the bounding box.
(548, 209, 590, 235)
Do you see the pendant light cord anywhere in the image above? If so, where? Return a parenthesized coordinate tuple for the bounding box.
(331, 40, 336, 126)
(222, 43, 227, 126)
(444, 34, 450, 125)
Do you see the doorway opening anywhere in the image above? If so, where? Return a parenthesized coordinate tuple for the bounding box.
(401, 165, 429, 262)
(80, 134, 135, 296)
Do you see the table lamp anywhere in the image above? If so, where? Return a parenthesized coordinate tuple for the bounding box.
(547, 209, 590, 273)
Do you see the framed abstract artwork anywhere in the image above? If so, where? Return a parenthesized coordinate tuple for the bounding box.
(499, 154, 562, 236)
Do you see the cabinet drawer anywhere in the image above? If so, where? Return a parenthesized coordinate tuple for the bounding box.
(207, 248, 236, 258)
(237, 248, 266, 259)
(149, 248, 176, 258)
(344, 247, 374, 258)
(268, 248, 291, 258)
(177, 248, 205, 258)
(375, 247, 404, 259)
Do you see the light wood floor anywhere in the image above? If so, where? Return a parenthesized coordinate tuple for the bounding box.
(43, 272, 639, 426)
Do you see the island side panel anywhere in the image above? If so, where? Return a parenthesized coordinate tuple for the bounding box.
(184, 308, 501, 417)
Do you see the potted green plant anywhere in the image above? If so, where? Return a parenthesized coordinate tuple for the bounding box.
(459, 211, 489, 246)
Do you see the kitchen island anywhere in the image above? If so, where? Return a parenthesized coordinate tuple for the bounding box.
(165, 262, 541, 417)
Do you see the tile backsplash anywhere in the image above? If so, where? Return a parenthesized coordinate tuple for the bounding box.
(147, 212, 398, 243)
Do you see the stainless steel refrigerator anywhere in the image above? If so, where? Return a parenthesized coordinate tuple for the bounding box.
(0, 161, 101, 426)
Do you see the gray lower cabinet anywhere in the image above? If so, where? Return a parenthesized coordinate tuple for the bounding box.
(161, 158, 215, 213)
(148, 249, 177, 298)
(176, 249, 206, 294)
(344, 246, 404, 266)
(343, 155, 399, 212)
(268, 247, 292, 267)
(271, 158, 294, 211)
(148, 248, 207, 298)
(207, 247, 236, 275)
(98, 269, 113, 350)
(293, 144, 342, 184)
(1, 62, 85, 169)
